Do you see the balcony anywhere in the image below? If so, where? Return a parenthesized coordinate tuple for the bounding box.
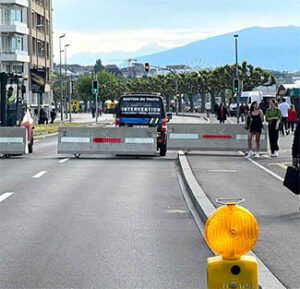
(0, 0, 28, 8)
(0, 21, 29, 35)
(0, 50, 30, 62)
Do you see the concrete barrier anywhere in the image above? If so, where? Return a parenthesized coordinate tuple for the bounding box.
(58, 127, 157, 156)
(0, 127, 27, 155)
(168, 124, 268, 152)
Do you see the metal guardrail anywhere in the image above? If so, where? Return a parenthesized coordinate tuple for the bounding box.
(0, 127, 27, 155)
(167, 124, 268, 152)
(58, 127, 158, 156)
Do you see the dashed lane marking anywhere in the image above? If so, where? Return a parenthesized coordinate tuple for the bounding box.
(32, 171, 47, 179)
(208, 170, 237, 173)
(0, 192, 14, 203)
(277, 163, 288, 170)
(58, 158, 69, 164)
(262, 154, 271, 159)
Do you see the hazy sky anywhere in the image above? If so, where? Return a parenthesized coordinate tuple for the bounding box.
(53, 0, 300, 61)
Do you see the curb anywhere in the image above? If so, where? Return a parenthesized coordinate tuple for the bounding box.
(177, 112, 210, 123)
(34, 132, 58, 139)
(178, 151, 287, 289)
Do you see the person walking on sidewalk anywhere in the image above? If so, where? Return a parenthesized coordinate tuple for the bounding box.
(288, 104, 298, 133)
(279, 98, 290, 135)
(217, 103, 229, 123)
(245, 101, 264, 158)
(266, 99, 282, 157)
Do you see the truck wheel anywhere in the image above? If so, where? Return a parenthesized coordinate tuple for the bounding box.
(160, 144, 167, 157)
(28, 136, 34, 153)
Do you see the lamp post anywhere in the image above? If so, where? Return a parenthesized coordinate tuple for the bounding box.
(234, 34, 240, 124)
(59, 33, 66, 121)
(64, 44, 70, 119)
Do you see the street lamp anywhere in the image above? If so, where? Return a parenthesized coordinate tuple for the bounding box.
(59, 33, 66, 121)
(234, 34, 240, 124)
(64, 44, 70, 119)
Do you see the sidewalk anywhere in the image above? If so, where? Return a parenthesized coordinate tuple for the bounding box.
(186, 150, 299, 289)
(57, 113, 114, 124)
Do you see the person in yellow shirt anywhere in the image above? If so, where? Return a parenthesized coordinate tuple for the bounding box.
(7, 87, 17, 111)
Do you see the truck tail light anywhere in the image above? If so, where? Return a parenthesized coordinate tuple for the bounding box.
(161, 118, 167, 132)
(115, 117, 120, 126)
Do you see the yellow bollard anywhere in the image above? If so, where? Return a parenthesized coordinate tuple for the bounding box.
(205, 199, 259, 289)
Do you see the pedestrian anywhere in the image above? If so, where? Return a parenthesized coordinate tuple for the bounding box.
(279, 98, 290, 135)
(239, 103, 245, 122)
(266, 99, 282, 157)
(217, 103, 229, 124)
(292, 119, 300, 168)
(288, 104, 298, 133)
(259, 100, 267, 115)
(50, 109, 56, 124)
(91, 104, 96, 118)
(245, 101, 264, 158)
(214, 103, 219, 115)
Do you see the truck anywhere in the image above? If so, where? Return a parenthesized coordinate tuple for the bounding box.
(115, 92, 172, 156)
(0, 73, 34, 156)
(230, 91, 263, 116)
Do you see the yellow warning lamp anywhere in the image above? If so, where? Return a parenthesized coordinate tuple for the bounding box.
(205, 198, 258, 260)
(205, 198, 259, 289)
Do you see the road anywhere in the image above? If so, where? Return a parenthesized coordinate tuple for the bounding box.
(0, 132, 211, 289)
(1, 114, 298, 289)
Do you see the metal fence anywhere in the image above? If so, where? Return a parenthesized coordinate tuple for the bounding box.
(167, 124, 268, 151)
(0, 127, 27, 155)
(58, 127, 158, 156)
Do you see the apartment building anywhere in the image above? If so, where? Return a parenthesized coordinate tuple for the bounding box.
(0, 0, 53, 105)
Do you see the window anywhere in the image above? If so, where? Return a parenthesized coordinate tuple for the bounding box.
(12, 65, 23, 73)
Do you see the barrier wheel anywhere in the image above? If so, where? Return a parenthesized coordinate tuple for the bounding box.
(74, 154, 81, 159)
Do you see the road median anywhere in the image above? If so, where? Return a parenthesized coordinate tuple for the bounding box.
(177, 151, 287, 289)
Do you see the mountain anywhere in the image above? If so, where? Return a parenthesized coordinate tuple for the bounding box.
(68, 43, 167, 66)
(137, 26, 300, 71)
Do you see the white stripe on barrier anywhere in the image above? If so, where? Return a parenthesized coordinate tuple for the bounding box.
(61, 137, 90, 143)
(170, 134, 199, 140)
(125, 138, 154, 144)
(236, 135, 266, 141)
(0, 137, 24, 143)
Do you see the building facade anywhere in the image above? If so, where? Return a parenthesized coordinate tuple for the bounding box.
(0, 0, 53, 105)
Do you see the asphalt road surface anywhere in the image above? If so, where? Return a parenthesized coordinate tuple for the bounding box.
(0, 135, 211, 289)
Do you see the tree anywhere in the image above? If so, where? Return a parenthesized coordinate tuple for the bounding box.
(94, 59, 105, 73)
(75, 74, 94, 109)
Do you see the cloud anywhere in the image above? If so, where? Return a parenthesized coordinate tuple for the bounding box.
(53, 28, 228, 62)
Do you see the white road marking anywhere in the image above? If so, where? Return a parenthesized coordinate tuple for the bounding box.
(0, 192, 14, 203)
(208, 169, 237, 173)
(32, 171, 47, 179)
(58, 158, 69, 164)
(239, 151, 284, 182)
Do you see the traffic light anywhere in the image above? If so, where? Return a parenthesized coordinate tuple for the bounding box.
(205, 199, 258, 289)
(145, 63, 150, 73)
(92, 79, 98, 94)
(233, 78, 239, 92)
